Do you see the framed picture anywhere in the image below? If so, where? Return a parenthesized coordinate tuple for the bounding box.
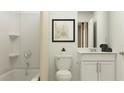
(52, 19, 75, 42)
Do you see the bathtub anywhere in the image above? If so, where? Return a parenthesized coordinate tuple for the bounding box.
(0, 69, 40, 81)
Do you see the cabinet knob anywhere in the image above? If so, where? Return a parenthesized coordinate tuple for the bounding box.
(99, 63, 101, 72)
(96, 63, 99, 73)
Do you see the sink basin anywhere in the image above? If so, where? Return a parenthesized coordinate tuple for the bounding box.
(77, 48, 101, 53)
(77, 48, 91, 52)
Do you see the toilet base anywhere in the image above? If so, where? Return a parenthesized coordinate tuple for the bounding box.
(56, 70, 72, 81)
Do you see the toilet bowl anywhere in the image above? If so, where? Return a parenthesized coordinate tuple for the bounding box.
(56, 70, 72, 81)
(55, 55, 72, 81)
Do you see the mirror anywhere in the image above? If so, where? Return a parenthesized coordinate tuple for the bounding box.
(77, 11, 109, 48)
(78, 11, 95, 48)
(78, 22, 88, 48)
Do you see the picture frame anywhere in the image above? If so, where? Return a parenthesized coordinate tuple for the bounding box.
(52, 19, 75, 42)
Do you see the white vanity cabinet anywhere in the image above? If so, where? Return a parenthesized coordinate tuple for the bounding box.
(81, 62, 98, 80)
(78, 52, 117, 81)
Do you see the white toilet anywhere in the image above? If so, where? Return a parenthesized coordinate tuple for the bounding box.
(55, 55, 72, 81)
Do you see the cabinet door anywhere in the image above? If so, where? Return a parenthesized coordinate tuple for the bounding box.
(100, 62, 115, 81)
(80, 62, 98, 81)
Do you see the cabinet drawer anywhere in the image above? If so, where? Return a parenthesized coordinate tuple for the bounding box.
(80, 54, 115, 62)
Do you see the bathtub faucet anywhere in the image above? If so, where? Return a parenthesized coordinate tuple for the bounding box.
(26, 62, 30, 67)
(25, 62, 30, 76)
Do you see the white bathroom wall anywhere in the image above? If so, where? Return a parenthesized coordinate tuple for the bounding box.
(109, 12, 124, 80)
(93, 11, 109, 47)
(78, 12, 93, 22)
(0, 12, 19, 75)
(9, 12, 20, 66)
(0, 12, 40, 78)
(48, 11, 79, 80)
(13, 12, 40, 69)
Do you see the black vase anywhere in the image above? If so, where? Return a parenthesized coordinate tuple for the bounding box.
(100, 44, 108, 49)
(100, 44, 112, 52)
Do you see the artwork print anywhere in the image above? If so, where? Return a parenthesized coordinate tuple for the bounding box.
(52, 19, 75, 42)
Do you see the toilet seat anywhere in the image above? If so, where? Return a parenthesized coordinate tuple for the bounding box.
(56, 70, 72, 81)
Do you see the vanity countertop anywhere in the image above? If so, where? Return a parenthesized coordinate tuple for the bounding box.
(77, 51, 117, 54)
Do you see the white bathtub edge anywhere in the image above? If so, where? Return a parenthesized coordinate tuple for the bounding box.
(31, 73, 40, 81)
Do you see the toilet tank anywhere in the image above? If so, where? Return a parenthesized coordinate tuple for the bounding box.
(55, 55, 72, 70)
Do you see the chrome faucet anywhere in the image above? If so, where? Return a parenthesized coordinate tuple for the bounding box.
(25, 62, 30, 76)
(24, 50, 32, 76)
